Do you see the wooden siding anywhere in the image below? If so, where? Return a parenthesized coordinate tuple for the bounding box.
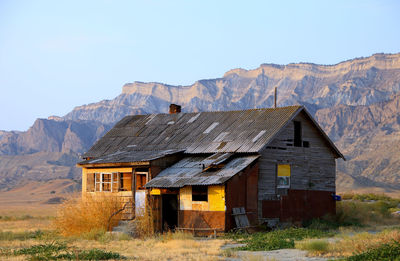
(82, 167, 135, 219)
(258, 111, 337, 219)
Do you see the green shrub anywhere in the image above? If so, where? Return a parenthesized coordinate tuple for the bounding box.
(14, 242, 67, 256)
(295, 239, 329, 253)
(345, 241, 400, 261)
(11, 242, 124, 260)
(58, 248, 123, 260)
(232, 228, 332, 251)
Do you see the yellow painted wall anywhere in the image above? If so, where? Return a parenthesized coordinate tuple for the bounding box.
(82, 168, 87, 197)
(179, 186, 192, 210)
(179, 185, 225, 211)
(208, 185, 225, 211)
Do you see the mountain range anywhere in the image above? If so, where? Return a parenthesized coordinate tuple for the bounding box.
(1, 53, 400, 193)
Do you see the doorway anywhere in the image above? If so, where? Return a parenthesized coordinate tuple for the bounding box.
(162, 194, 178, 231)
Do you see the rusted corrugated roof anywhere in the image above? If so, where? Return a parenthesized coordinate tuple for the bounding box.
(145, 154, 259, 188)
(82, 106, 303, 159)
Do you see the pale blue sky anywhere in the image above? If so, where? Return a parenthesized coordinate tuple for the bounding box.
(0, 0, 399, 131)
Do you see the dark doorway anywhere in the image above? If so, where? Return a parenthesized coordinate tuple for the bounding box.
(162, 194, 178, 231)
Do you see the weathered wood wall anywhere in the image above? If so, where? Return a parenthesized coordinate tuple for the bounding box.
(258, 111, 337, 220)
(225, 162, 258, 231)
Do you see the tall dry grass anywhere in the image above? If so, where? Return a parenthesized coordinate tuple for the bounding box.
(53, 194, 124, 237)
(129, 199, 155, 238)
(296, 229, 400, 258)
(328, 229, 400, 257)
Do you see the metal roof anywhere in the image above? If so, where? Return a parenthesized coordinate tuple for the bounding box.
(78, 149, 183, 165)
(145, 154, 259, 188)
(82, 106, 304, 159)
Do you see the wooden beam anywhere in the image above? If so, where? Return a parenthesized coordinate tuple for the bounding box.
(77, 162, 150, 168)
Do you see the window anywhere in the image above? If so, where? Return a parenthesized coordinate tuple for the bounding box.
(277, 164, 290, 188)
(192, 186, 208, 201)
(294, 121, 302, 147)
(95, 173, 112, 192)
(87, 172, 133, 192)
(135, 172, 147, 190)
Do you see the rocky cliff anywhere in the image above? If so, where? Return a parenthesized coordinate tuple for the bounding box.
(2, 53, 400, 192)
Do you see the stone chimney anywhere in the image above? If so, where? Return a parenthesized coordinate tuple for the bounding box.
(169, 104, 181, 114)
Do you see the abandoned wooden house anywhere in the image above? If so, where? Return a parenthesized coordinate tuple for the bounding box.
(78, 104, 344, 233)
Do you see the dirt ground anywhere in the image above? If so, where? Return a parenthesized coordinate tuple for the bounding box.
(222, 244, 330, 261)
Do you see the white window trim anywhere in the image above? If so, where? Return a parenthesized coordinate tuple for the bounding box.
(94, 172, 119, 192)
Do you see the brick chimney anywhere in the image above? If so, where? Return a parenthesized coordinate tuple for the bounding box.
(169, 104, 181, 114)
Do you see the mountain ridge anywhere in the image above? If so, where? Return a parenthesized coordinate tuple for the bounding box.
(1, 52, 400, 192)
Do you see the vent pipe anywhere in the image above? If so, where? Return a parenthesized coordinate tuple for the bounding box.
(274, 87, 278, 108)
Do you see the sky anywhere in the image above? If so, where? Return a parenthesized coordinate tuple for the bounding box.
(0, 0, 399, 131)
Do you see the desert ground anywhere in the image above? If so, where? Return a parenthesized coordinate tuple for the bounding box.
(0, 182, 399, 260)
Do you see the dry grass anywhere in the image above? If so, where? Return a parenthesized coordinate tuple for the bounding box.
(130, 200, 155, 238)
(0, 219, 51, 233)
(0, 232, 228, 261)
(296, 228, 400, 258)
(328, 229, 400, 257)
(53, 194, 124, 236)
(70, 231, 227, 261)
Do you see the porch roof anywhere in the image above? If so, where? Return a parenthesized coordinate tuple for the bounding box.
(144, 154, 259, 188)
(78, 149, 183, 165)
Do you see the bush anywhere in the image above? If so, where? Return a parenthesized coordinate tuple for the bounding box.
(295, 239, 329, 254)
(345, 241, 400, 261)
(130, 200, 155, 238)
(12, 242, 124, 260)
(327, 228, 400, 258)
(53, 194, 124, 237)
(336, 199, 400, 226)
(58, 248, 123, 260)
(232, 228, 332, 251)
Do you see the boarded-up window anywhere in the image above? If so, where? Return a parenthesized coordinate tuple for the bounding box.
(86, 173, 95, 192)
(120, 173, 132, 191)
(277, 164, 290, 188)
(192, 186, 208, 202)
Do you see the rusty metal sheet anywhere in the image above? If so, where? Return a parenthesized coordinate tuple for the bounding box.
(82, 106, 304, 159)
(145, 154, 259, 188)
(79, 149, 183, 165)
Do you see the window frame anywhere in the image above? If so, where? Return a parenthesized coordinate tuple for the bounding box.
(94, 172, 119, 192)
(135, 171, 148, 191)
(294, 121, 302, 147)
(192, 185, 208, 202)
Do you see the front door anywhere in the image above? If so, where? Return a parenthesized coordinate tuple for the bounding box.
(162, 194, 178, 231)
